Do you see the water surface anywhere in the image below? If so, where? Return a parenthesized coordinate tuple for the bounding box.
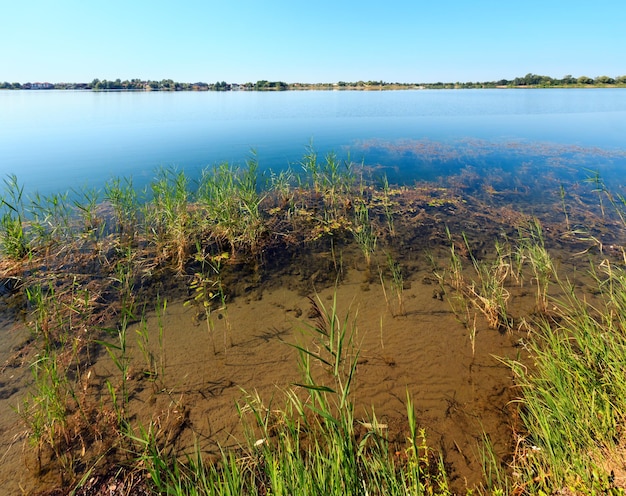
(1, 89, 625, 196)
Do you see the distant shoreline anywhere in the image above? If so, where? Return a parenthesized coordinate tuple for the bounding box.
(2, 73, 625, 92)
(2, 84, 626, 92)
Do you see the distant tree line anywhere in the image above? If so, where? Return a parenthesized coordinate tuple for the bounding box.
(1, 74, 625, 91)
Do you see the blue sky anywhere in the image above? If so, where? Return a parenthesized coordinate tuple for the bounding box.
(3, 0, 625, 83)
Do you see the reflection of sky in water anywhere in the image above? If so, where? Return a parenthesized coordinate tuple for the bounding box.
(352, 138, 626, 189)
(1, 89, 625, 196)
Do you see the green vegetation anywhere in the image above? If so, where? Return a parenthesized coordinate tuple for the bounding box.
(3, 73, 626, 91)
(3, 153, 626, 494)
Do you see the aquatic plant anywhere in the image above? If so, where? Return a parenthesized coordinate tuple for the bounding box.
(104, 176, 139, 241)
(505, 259, 626, 492)
(381, 174, 395, 236)
(20, 349, 71, 471)
(185, 248, 230, 354)
(380, 251, 405, 317)
(29, 190, 73, 247)
(516, 219, 554, 313)
(71, 185, 104, 240)
(477, 433, 511, 495)
(464, 235, 512, 332)
(196, 157, 265, 256)
(584, 168, 606, 217)
(0, 174, 29, 259)
(146, 167, 192, 273)
(559, 184, 570, 230)
(351, 201, 377, 270)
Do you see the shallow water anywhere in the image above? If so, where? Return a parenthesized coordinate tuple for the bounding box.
(1, 174, 622, 493)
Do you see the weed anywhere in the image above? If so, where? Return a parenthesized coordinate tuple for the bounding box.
(351, 201, 377, 270)
(505, 259, 626, 492)
(0, 174, 29, 259)
(104, 176, 139, 241)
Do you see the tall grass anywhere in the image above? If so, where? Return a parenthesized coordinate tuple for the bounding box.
(104, 176, 139, 241)
(196, 158, 265, 256)
(0, 174, 29, 259)
(380, 251, 405, 316)
(505, 258, 626, 493)
(516, 219, 553, 313)
(29, 190, 73, 247)
(351, 201, 377, 271)
(146, 167, 192, 273)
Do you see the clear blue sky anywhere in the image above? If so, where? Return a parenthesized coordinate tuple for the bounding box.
(3, 0, 625, 84)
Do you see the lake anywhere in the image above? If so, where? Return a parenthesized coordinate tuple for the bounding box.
(1, 88, 626, 196)
(3, 88, 626, 494)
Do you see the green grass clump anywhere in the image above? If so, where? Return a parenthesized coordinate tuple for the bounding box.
(506, 258, 626, 493)
(0, 174, 29, 259)
(196, 157, 265, 256)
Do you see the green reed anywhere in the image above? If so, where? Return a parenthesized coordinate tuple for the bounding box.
(299, 144, 356, 220)
(196, 158, 264, 255)
(477, 433, 510, 495)
(28, 190, 73, 246)
(351, 201, 377, 270)
(71, 185, 103, 240)
(98, 315, 131, 417)
(464, 235, 512, 332)
(146, 167, 192, 272)
(0, 174, 29, 259)
(584, 168, 606, 217)
(319, 151, 355, 199)
(20, 349, 71, 471)
(381, 251, 405, 316)
(441, 229, 476, 350)
(381, 174, 395, 236)
(268, 167, 295, 207)
(300, 141, 320, 192)
(104, 175, 139, 240)
(133, 295, 167, 387)
(504, 258, 626, 493)
(136, 310, 157, 382)
(516, 218, 554, 313)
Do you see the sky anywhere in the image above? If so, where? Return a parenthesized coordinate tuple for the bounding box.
(3, 0, 625, 84)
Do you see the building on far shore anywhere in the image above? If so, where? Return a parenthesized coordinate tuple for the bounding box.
(25, 82, 55, 89)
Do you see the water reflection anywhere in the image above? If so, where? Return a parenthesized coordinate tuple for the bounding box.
(353, 138, 626, 188)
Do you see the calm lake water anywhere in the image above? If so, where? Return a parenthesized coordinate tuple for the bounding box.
(1, 88, 626, 196)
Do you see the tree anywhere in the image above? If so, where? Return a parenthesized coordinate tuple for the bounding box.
(594, 75, 615, 85)
(577, 75, 593, 84)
